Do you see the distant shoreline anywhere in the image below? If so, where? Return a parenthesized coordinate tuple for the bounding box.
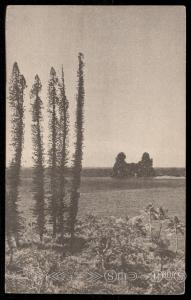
(6, 166, 186, 178)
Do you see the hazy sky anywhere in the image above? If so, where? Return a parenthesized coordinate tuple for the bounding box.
(6, 5, 186, 168)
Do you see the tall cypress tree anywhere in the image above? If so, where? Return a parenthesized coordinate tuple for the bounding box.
(69, 53, 85, 246)
(7, 62, 26, 247)
(57, 66, 69, 242)
(30, 75, 45, 242)
(48, 67, 59, 238)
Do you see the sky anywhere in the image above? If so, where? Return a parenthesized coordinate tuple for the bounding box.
(6, 5, 186, 168)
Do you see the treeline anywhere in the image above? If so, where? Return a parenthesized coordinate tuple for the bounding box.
(6, 166, 186, 180)
(6, 53, 85, 257)
(82, 167, 186, 177)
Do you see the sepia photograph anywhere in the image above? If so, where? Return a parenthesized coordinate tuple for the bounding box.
(5, 5, 186, 294)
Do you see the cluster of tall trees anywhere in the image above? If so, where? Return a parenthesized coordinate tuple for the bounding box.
(6, 63, 26, 251)
(6, 53, 85, 252)
(112, 152, 155, 178)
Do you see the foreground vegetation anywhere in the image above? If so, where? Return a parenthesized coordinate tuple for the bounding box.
(6, 204, 185, 294)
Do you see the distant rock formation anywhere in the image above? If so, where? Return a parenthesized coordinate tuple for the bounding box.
(112, 152, 155, 178)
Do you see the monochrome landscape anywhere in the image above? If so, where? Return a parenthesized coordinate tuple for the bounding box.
(6, 6, 186, 294)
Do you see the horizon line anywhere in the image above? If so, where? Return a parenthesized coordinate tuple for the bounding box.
(6, 165, 186, 169)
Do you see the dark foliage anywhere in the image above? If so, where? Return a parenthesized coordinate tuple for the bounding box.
(30, 75, 45, 242)
(112, 152, 155, 178)
(137, 152, 155, 177)
(48, 67, 59, 237)
(57, 66, 69, 241)
(6, 62, 26, 247)
(112, 152, 128, 178)
(69, 53, 85, 243)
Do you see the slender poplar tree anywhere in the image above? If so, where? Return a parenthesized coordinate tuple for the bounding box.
(57, 66, 69, 242)
(48, 67, 59, 238)
(7, 62, 26, 247)
(69, 53, 85, 247)
(30, 75, 45, 242)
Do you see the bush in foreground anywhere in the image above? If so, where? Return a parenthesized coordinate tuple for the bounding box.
(5, 205, 185, 294)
